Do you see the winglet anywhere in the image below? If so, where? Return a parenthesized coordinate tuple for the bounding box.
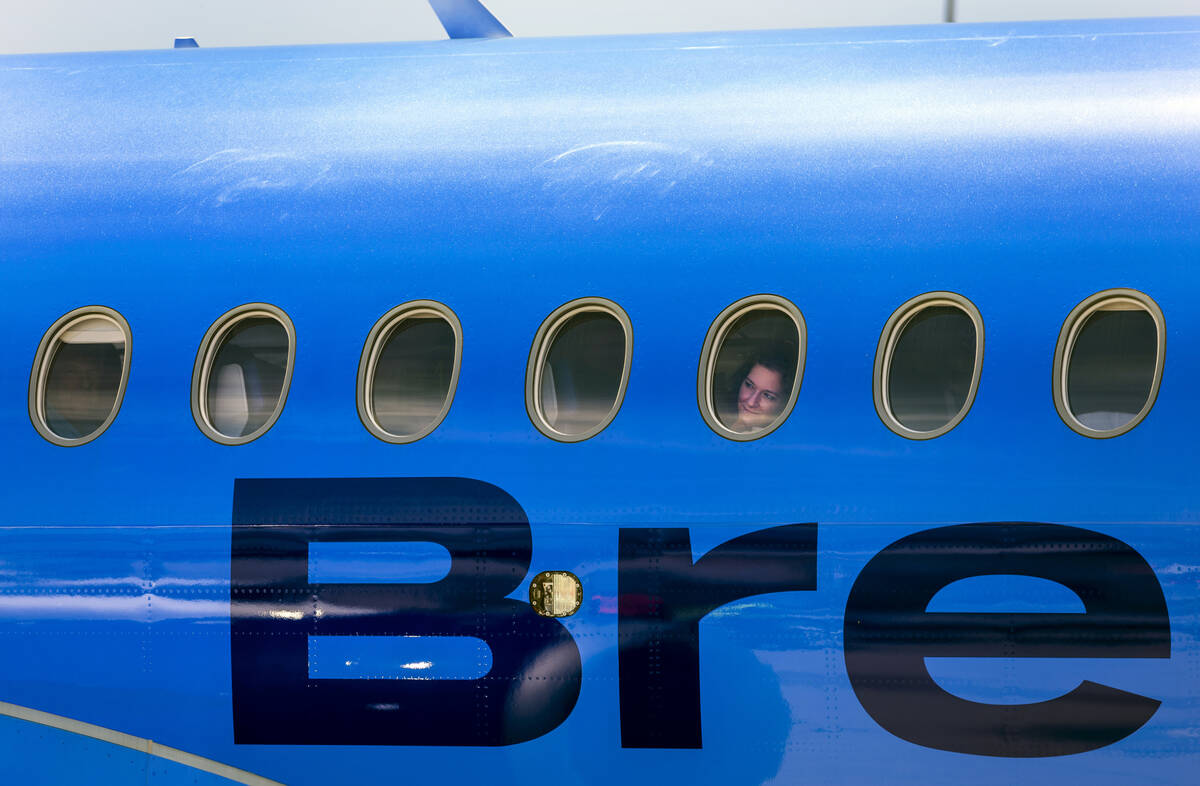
(426, 0, 512, 40)
(174, 37, 199, 48)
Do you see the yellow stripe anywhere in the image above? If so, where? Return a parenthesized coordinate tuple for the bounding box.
(0, 701, 284, 786)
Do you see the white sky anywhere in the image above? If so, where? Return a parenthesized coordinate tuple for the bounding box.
(1, 1, 1197, 54)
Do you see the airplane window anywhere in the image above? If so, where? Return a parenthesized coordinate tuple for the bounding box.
(1053, 289, 1164, 438)
(526, 298, 632, 442)
(358, 301, 462, 444)
(192, 304, 295, 445)
(30, 307, 131, 446)
(874, 293, 983, 440)
(698, 295, 805, 441)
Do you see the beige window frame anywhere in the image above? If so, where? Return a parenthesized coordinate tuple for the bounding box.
(697, 294, 806, 442)
(29, 305, 132, 447)
(525, 297, 633, 443)
(356, 300, 463, 444)
(873, 291, 984, 441)
(190, 303, 296, 446)
(1052, 288, 1165, 439)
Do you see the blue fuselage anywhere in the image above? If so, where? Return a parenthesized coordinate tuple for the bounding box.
(1, 17, 1198, 785)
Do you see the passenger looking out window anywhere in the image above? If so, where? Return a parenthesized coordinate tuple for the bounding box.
(724, 353, 795, 434)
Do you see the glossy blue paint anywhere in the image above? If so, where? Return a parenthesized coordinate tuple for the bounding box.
(307, 635, 491, 679)
(308, 540, 452, 583)
(0, 714, 246, 785)
(0, 16, 1198, 785)
(0, 522, 1193, 783)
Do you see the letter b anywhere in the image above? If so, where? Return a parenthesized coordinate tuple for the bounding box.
(231, 478, 581, 746)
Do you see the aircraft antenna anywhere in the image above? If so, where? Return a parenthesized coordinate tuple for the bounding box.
(426, 0, 512, 39)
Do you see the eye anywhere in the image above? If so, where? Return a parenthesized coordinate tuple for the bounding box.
(742, 378, 755, 391)
(763, 391, 777, 402)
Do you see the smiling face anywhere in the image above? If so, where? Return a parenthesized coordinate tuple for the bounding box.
(735, 363, 785, 431)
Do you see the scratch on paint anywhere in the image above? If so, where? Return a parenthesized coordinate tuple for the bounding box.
(173, 149, 331, 213)
(541, 140, 714, 222)
(543, 140, 675, 165)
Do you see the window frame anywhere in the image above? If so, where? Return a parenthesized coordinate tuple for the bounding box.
(525, 297, 633, 443)
(190, 302, 296, 446)
(873, 291, 984, 441)
(356, 300, 463, 444)
(29, 305, 133, 447)
(1052, 288, 1165, 439)
(697, 294, 807, 442)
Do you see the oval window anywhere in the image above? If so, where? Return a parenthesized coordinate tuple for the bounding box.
(698, 295, 805, 441)
(358, 301, 462, 444)
(1053, 289, 1164, 438)
(30, 307, 132, 446)
(191, 304, 295, 445)
(526, 298, 632, 442)
(874, 292, 983, 440)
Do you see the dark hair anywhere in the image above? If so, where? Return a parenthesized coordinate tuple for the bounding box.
(717, 348, 796, 428)
(743, 350, 795, 396)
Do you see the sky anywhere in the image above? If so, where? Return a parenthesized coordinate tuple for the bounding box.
(1, 0, 1197, 54)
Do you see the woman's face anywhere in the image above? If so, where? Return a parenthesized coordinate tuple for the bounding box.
(736, 363, 785, 431)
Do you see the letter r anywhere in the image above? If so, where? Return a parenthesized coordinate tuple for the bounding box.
(618, 524, 818, 748)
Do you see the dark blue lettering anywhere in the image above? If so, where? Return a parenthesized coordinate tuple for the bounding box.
(231, 477, 581, 745)
(843, 523, 1170, 757)
(618, 524, 818, 748)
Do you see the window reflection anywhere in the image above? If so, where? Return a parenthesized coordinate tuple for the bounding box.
(539, 311, 626, 437)
(887, 306, 976, 433)
(1066, 306, 1157, 432)
(711, 310, 799, 435)
(205, 317, 289, 439)
(42, 316, 126, 440)
(371, 316, 456, 438)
